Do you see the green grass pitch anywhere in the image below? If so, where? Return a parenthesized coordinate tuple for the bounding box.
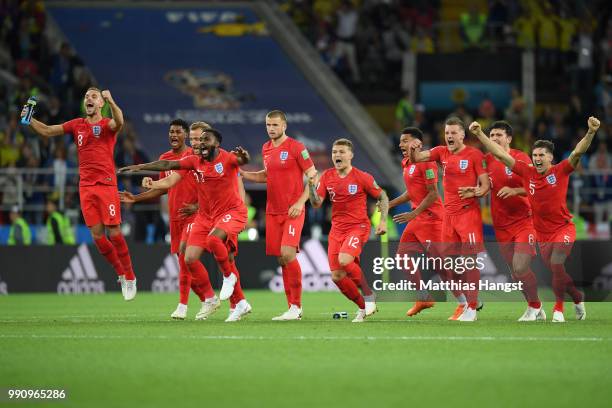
(1, 291, 611, 408)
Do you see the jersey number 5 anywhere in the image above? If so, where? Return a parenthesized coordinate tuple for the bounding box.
(529, 182, 535, 195)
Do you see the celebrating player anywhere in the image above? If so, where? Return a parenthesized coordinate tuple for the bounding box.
(390, 127, 444, 317)
(459, 121, 544, 321)
(308, 139, 388, 322)
(119, 127, 252, 322)
(410, 117, 490, 321)
(21, 88, 137, 300)
(119, 120, 219, 320)
(241, 110, 317, 321)
(468, 117, 600, 322)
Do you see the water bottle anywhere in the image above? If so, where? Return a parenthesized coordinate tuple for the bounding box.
(21, 96, 37, 125)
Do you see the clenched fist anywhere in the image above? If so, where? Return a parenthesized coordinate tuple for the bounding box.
(141, 177, 154, 189)
(469, 121, 482, 135)
(101, 90, 113, 103)
(588, 116, 600, 132)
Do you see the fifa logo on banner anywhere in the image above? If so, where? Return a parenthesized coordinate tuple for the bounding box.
(152, 254, 179, 292)
(267, 239, 335, 292)
(57, 244, 105, 294)
(0, 273, 7, 295)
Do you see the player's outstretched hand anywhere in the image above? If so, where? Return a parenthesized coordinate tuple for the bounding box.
(101, 90, 114, 103)
(408, 139, 422, 151)
(288, 201, 304, 218)
(119, 191, 135, 203)
(375, 223, 387, 236)
(392, 211, 416, 224)
(469, 121, 482, 135)
(458, 186, 477, 199)
(141, 177, 154, 189)
(179, 202, 198, 218)
(118, 164, 144, 174)
(497, 186, 517, 199)
(232, 146, 250, 163)
(588, 116, 600, 132)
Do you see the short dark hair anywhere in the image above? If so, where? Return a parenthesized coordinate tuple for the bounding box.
(332, 138, 353, 151)
(169, 118, 189, 134)
(204, 128, 223, 143)
(445, 116, 466, 133)
(489, 120, 513, 136)
(533, 139, 555, 154)
(266, 110, 287, 123)
(401, 127, 423, 140)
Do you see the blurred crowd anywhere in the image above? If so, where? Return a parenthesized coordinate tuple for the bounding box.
(282, 0, 611, 92)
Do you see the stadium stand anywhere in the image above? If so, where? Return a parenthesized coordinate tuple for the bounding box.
(1, 0, 611, 244)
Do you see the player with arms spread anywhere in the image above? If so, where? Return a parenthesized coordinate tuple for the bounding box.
(468, 117, 600, 322)
(241, 110, 317, 321)
(120, 128, 252, 322)
(410, 117, 490, 321)
(21, 88, 137, 300)
(308, 139, 388, 322)
(390, 127, 445, 317)
(119, 120, 218, 320)
(459, 121, 544, 322)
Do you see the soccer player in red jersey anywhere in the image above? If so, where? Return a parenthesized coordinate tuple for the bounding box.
(241, 110, 317, 321)
(389, 127, 444, 317)
(120, 127, 253, 322)
(22, 88, 137, 300)
(459, 121, 544, 322)
(468, 117, 601, 322)
(308, 139, 388, 322)
(119, 120, 218, 320)
(410, 117, 490, 321)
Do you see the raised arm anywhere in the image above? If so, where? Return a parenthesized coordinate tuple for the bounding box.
(232, 146, 251, 166)
(568, 116, 600, 168)
(101, 90, 124, 132)
(118, 160, 182, 173)
(408, 139, 432, 163)
(238, 174, 246, 203)
(241, 169, 267, 183)
(142, 172, 182, 190)
(25, 117, 64, 138)
(468, 122, 515, 168)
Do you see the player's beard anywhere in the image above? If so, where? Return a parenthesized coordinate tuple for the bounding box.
(201, 145, 217, 161)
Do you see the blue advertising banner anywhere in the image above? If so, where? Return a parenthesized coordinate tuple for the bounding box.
(419, 81, 517, 111)
(48, 6, 385, 181)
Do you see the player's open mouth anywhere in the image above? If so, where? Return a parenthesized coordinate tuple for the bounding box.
(447, 140, 455, 146)
(334, 159, 342, 164)
(400, 148, 408, 157)
(86, 103, 94, 109)
(201, 148, 209, 156)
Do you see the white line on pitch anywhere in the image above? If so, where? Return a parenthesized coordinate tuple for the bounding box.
(0, 334, 608, 342)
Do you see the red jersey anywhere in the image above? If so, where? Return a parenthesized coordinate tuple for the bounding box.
(485, 149, 532, 229)
(512, 159, 574, 234)
(179, 149, 245, 220)
(429, 145, 487, 215)
(159, 147, 198, 223)
(262, 136, 314, 215)
(401, 158, 444, 222)
(316, 167, 382, 233)
(62, 117, 118, 187)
